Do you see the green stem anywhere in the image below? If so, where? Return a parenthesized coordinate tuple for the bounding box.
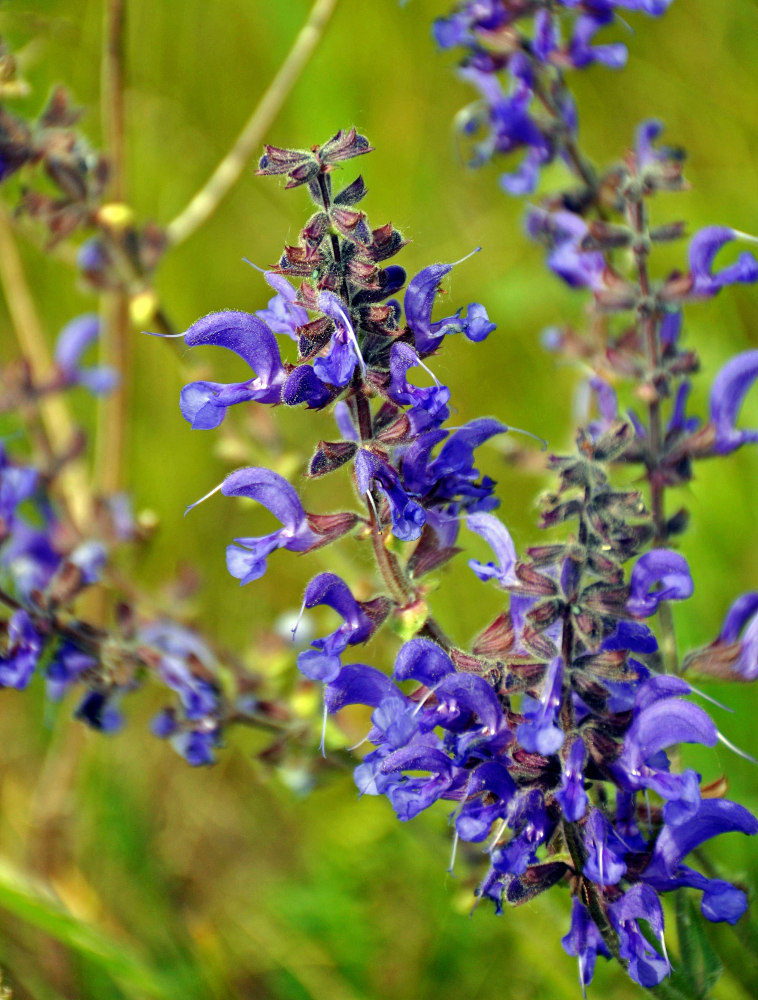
(165, 0, 340, 247)
(629, 196, 679, 675)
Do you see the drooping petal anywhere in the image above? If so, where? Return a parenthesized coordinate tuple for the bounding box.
(626, 549, 693, 617)
(648, 799, 758, 879)
(689, 226, 758, 296)
(301, 573, 373, 645)
(709, 350, 758, 454)
(393, 637, 455, 686)
(354, 450, 426, 541)
(561, 899, 610, 993)
(54, 314, 117, 395)
(220, 467, 307, 537)
(184, 311, 285, 402)
(719, 592, 758, 644)
(466, 511, 518, 586)
(434, 671, 504, 734)
(282, 365, 332, 409)
(610, 885, 669, 988)
(324, 663, 399, 713)
(516, 656, 564, 755)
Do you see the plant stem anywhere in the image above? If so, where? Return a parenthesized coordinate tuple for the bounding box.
(629, 196, 679, 675)
(165, 0, 340, 248)
(0, 207, 93, 531)
(96, 0, 130, 496)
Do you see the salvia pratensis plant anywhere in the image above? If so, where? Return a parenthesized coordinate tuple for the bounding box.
(164, 116, 758, 991)
(1, 3, 758, 998)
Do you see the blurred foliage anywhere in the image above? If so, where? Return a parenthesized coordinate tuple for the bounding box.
(0, 1, 757, 997)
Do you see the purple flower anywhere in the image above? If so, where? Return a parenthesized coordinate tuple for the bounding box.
(556, 737, 588, 821)
(466, 511, 518, 586)
(1, 522, 61, 598)
(354, 450, 426, 541)
(0, 609, 43, 689)
(282, 364, 333, 409)
(569, 14, 628, 69)
(642, 799, 758, 924)
(180, 312, 286, 428)
(491, 789, 549, 875)
(187, 467, 317, 584)
(393, 637, 455, 687)
(613, 676, 716, 821)
(526, 209, 605, 290)
(387, 343, 451, 432)
(333, 401, 359, 442)
(609, 885, 669, 988)
(689, 226, 758, 297)
(75, 690, 123, 733)
(516, 656, 564, 755)
(561, 898, 611, 993)
(312, 291, 365, 388)
(709, 350, 758, 454)
(710, 591, 758, 679)
(297, 573, 376, 682)
(626, 549, 693, 617)
(582, 809, 627, 885)
(404, 254, 495, 354)
(0, 449, 37, 526)
(257, 272, 308, 341)
(403, 417, 506, 518)
(456, 761, 516, 842)
(54, 314, 118, 395)
(46, 643, 96, 700)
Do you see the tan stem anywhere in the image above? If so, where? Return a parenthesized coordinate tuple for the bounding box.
(165, 0, 340, 247)
(97, 0, 131, 495)
(0, 206, 93, 529)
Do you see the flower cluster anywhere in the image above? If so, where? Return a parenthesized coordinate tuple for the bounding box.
(301, 430, 757, 990)
(433, 1, 674, 194)
(0, 320, 286, 767)
(179, 129, 501, 580)
(425, 0, 758, 984)
(172, 126, 758, 990)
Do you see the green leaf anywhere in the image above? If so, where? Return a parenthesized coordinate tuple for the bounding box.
(0, 857, 177, 1000)
(674, 891, 722, 1000)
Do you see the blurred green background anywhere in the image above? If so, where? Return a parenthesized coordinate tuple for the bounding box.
(1, 1, 758, 997)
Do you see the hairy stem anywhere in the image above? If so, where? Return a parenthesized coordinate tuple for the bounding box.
(629, 196, 679, 675)
(165, 0, 340, 247)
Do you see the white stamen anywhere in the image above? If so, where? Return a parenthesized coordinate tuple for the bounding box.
(291, 595, 307, 641)
(365, 490, 382, 533)
(415, 355, 441, 386)
(451, 246, 482, 268)
(319, 701, 328, 758)
(184, 479, 225, 517)
(412, 684, 440, 717)
(242, 256, 266, 273)
(659, 931, 671, 972)
(689, 683, 733, 712)
(142, 329, 185, 338)
(505, 424, 548, 451)
(732, 230, 758, 246)
(485, 818, 508, 853)
(447, 830, 459, 876)
(346, 733, 370, 753)
(717, 729, 758, 765)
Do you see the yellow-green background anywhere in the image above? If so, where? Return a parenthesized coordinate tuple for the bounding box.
(0, 1, 757, 997)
